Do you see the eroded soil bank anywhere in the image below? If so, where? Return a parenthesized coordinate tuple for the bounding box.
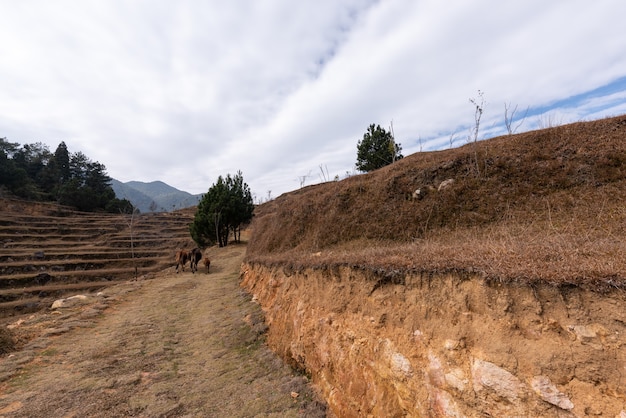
(241, 263, 626, 417)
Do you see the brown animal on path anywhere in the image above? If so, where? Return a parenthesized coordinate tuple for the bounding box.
(175, 249, 190, 273)
(203, 257, 211, 273)
(190, 248, 202, 274)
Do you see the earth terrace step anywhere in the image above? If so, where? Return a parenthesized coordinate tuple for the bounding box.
(0, 234, 108, 242)
(1, 258, 163, 274)
(0, 218, 192, 232)
(0, 218, 190, 227)
(0, 230, 190, 243)
(131, 228, 191, 235)
(0, 262, 172, 273)
(101, 238, 185, 245)
(0, 256, 166, 271)
(1, 235, 186, 246)
(0, 280, 130, 315)
(0, 225, 120, 234)
(0, 280, 128, 303)
(1, 239, 176, 250)
(0, 218, 190, 232)
(1, 242, 104, 250)
(0, 267, 168, 289)
(0, 224, 182, 232)
(0, 236, 177, 248)
(0, 297, 44, 313)
(0, 216, 127, 226)
(135, 220, 191, 226)
(0, 250, 171, 263)
(0, 211, 192, 220)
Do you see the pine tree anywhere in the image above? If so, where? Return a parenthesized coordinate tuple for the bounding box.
(190, 171, 254, 247)
(356, 124, 403, 172)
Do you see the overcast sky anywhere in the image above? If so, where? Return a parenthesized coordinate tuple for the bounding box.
(2, 1, 626, 200)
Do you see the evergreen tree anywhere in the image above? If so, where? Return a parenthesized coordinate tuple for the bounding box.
(54, 141, 71, 185)
(105, 197, 135, 214)
(190, 171, 254, 247)
(356, 124, 403, 172)
(1, 138, 134, 213)
(0, 138, 32, 197)
(226, 171, 255, 242)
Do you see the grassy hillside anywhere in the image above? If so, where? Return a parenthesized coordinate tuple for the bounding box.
(246, 115, 626, 290)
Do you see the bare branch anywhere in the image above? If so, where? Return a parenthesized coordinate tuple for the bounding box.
(318, 164, 330, 183)
(469, 90, 485, 176)
(504, 102, 529, 135)
(449, 130, 458, 148)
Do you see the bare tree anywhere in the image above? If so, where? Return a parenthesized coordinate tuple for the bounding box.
(297, 171, 312, 188)
(449, 130, 458, 148)
(504, 102, 529, 135)
(123, 207, 140, 279)
(389, 120, 397, 162)
(538, 112, 563, 129)
(469, 90, 485, 176)
(318, 164, 330, 182)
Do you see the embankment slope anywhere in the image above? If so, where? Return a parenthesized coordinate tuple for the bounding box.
(242, 115, 626, 417)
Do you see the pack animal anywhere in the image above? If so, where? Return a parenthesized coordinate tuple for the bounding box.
(175, 249, 190, 273)
(189, 248, 203, 274)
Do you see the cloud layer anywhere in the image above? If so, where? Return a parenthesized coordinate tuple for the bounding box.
(2, 1, 626, 198)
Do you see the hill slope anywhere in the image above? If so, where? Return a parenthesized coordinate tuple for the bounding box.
(247, 114, 626, 288)
(0, 197, 196, 316)
(111, 179, 202, 213)
(241, 114, 626, 417)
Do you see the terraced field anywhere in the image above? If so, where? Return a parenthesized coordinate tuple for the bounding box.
(0, 197, 196, 317)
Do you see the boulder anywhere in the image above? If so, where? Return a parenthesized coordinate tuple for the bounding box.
(51, 295, 90, 309)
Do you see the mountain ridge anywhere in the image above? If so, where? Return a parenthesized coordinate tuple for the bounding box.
(110, 179, 202, 213)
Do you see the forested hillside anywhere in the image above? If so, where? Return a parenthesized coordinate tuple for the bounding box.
(0, 138, 132, 213)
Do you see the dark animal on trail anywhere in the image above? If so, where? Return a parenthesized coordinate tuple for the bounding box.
(203, 257, 211, 274)
(175, 249, 190, 273)
(190, 248, 203, 274)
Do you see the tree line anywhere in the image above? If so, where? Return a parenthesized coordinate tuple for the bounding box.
(0, 138, 134, 213)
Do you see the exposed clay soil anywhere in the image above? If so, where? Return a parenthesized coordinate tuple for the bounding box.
(0, 243, 328, 417)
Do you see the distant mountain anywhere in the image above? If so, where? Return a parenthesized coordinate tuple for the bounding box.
(110, 179, 202, 213)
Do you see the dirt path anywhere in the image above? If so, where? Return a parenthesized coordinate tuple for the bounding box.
(0, 243, 327, 417)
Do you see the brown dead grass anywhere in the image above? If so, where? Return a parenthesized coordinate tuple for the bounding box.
(0, 197, 196, 314)
(246, 115, 626, 290)
(0, 243, 328, 417)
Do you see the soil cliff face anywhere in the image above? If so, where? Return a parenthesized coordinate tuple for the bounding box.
(241, 264, 626, 417)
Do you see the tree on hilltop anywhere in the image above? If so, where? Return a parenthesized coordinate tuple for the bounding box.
(356, 124, 403, 172)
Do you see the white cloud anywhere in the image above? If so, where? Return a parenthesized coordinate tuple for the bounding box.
(1, 0, 626, 197)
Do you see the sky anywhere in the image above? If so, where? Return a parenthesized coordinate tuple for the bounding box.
(2, 1, 626, 201)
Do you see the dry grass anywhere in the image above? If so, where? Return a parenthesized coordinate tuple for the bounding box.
(246, 115, 626, 290)
(0, 197, 195, 314)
